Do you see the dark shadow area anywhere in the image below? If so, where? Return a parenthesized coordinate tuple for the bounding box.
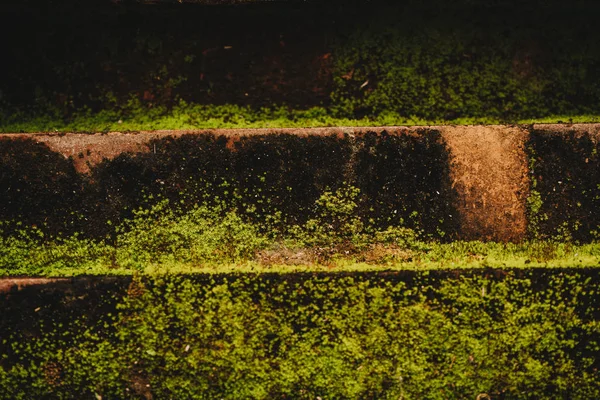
(88, 132, 458, 238)
(0, 132, 458, 239)
(0, 0, 337, 113)
(353, 130, 458, 238)
(1, 0, 599, 122)
(0, 138, 89, 236)
(0, 276, 131, 370)
(528, 130, 600, 241)
(89, 134, 235, 237)
(231, 134, 353, 225)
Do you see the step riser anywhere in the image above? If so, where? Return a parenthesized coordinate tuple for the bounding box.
(1, 124, 598, 242)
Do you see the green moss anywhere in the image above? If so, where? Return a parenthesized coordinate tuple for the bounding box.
(1, 271, 599, 398)
(1, 206, 598, 277)
(4, 101, 600, 133)
(0, 185, 598, 277)
(329, 5, 600, 121)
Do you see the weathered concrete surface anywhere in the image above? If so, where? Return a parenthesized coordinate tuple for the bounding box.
(2, 127, 415, 173)
(438, 125, 529, 242)
(0, 278, 71, 294)
(0, 277, 130, 295)
(2, 124, 598, 241)
(532, 123, 600, 141)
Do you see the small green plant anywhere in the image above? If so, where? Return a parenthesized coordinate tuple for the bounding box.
(115, 199, 268, 268)
(289, 186, 366, 250)
(285, 186, 429, 261)
(526, 147, 549, 240)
